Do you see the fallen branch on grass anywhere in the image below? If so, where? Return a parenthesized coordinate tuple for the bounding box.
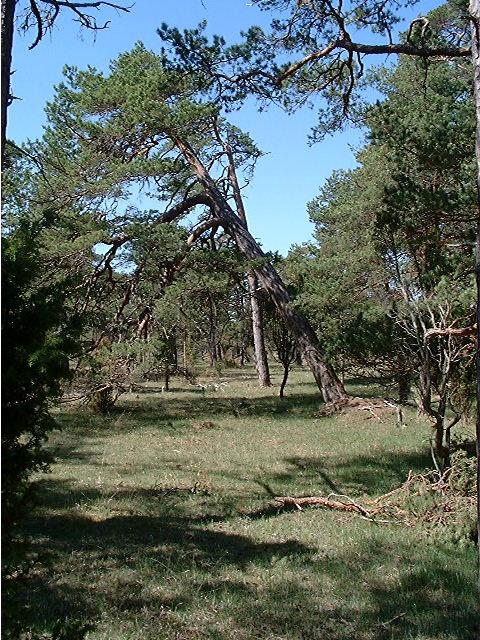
(268, 462, 475, 528)
(272, 494, 382, 521)
(379, 612, 406, 629)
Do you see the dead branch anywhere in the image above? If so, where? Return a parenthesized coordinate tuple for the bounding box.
(384, 399, 406, 428)
(424, 324, 476, 340)
(360, 405, 382, 421)
(277, 38, 470, 84)
(187, 218, 227, 246)
(25, 0, 131, 50)
(268, 463, 474, 528)
(273, 494, 379, 519)
(318, 396, 402, 423)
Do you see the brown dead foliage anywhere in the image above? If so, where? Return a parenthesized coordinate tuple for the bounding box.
(317, 397, 406, 426)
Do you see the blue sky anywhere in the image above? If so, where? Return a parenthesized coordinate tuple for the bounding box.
(9, 0, 439, 254)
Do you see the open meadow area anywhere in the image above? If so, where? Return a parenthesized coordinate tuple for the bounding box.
(6, 368, 478, 640)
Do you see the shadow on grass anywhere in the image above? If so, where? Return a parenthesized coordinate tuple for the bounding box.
(48, 442, 101, 464)
(118, 391, 322, 424)
(110, 375, 408, 427)
(53, 376, 403, 444)
(16, 379, 470, 638)
(345, 376, 393, 398)
(241, 449, 431, 521)
(231, 536, 478, 640)
(51, 392, 325, 456)
(28, 478, 232, 520)
(4, 477, 477, 640)
(4, 478, 314, 639)
(265, 449, 431, 498)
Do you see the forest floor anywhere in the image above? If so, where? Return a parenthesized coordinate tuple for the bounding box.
(6, 367, 479, 640)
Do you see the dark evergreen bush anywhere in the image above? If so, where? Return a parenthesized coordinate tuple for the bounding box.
(2, 215, 79, 543)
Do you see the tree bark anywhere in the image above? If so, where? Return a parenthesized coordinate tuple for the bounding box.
(279, 364, 289, 399)
(469, 0, 480, 584)
(208, 292, 218, 368)
(248, 272, 271, 386)
(164, 365, 170, 392)
(172, 134, 347, 403)
(222, 132, 271, 387)
(397, 373, 411, 405)
(1, 0, 15, 168)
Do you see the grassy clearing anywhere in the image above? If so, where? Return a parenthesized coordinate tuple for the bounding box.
(5, 367, 478, 640)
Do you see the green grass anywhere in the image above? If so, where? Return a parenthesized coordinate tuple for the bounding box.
(5, 368, 478, 640)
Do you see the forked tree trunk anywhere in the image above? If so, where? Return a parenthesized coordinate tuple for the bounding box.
(469, 0, 480, 578)
(172, 135, 347, 403)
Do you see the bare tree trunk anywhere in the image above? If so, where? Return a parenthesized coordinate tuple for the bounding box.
(397, 373, 411, 405)
(171, 333, 178, 369)
(208, 292, 218, 367)
(279, 364, 290, 399)
(209, 343, 217, 367)
(172, 135, 347, 403)
(240, 335, 249, 366)
(248, 272, 271, 386)
(222, 131, 271, 387)
(164, 365, 170, 392)
(469, 0, 480, 583)
(1, 0, 15, 168)
(183, 333, 188, 370)
(433, 400, 449, 470)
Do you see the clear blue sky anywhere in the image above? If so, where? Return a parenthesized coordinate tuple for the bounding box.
(8, 0, 439, 254)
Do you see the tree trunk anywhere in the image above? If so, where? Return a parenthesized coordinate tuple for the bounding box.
(208, 292, 218, 367)
(164, 365, 170, 392)
(418, 356, 432, 415)
(470, 0, 480, 580)
(438, 403, 451, 470)
(397, 373, 411, 405)
(1, 0, 15, 168)
(279, 364, 290, 399)
(433, 417, 447, 468)
(209, 344, 217, 367)
(248, 272, 271, 386)
(223, 132, 271, 387)
(172, 135, 347, 403)
(240, 338, 249, 366)
(171, 334, 178, 369)
(183, 334, 188, 370)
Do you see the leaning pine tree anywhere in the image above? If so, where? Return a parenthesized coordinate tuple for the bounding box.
(31, 44, 347, 403)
